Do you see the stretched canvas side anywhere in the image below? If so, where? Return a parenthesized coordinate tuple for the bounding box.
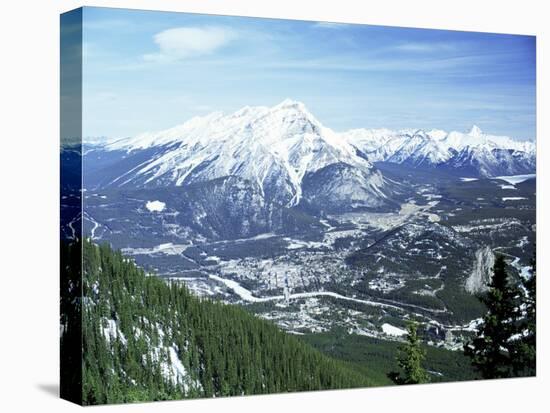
(60, 7, 83, 406)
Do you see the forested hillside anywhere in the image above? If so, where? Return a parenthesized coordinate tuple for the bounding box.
(78, 240, 373, 405)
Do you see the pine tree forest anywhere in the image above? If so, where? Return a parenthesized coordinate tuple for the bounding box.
(69, 240, 372, 405)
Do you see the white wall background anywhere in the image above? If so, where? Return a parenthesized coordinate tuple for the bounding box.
(0, 1, 547, 411)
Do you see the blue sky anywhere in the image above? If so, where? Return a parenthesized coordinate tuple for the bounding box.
(81, 7, 536, 140)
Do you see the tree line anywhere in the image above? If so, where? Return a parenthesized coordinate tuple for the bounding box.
(75, 240, 372, 405)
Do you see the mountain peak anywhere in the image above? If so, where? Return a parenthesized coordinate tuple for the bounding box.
(469, 125, 483, 137)
(275, 98, 307, 110)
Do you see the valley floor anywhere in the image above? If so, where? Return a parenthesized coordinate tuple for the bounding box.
(82, 170, 536, 351)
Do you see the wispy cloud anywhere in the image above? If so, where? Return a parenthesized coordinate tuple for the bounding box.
(313, 22, 349, 30)
(143, 26, 238, 62)
(392, 42, 459, 53)
(263, 54, 494, 75)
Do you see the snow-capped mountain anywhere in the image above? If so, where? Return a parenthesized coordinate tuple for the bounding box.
(342, 125, 535, 177)
(87, 99, 394, 211)
(81, 100, 535, 240)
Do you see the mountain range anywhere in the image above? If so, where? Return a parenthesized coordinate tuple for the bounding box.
(85, 99, 535, 186)
(343, 124, 535, 177)
(79, 100, 535, 240)
(84, 100, 397, 213)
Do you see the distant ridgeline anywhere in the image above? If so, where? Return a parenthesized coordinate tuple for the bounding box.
(75, 239, 372, 405)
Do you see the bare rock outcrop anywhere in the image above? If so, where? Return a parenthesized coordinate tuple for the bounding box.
(465, 246, 495, 294)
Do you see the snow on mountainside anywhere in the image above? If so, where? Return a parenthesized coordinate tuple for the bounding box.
(84, 100, 535, 211)
(91, 99, 393, 210)
(342, 125, 535, 177)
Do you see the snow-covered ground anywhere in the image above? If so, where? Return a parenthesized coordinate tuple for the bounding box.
(510, 256, 533, 280)
(122, 242, 191, 256)
(209, 275, 283, 303)
(381, 323, 407, 337)
(169, 277, 228, 297)
(335, 200, 438, 232)
(516, 236, 529, 248)
(145, 200, 166, 212)
(494, 174, 535, 185)
(368, 274, 405, 293)
(447, 318, 483, 332)
(452, 218, 522, 234)
(322, 229, 364, 246)
(502, 197, 527, 201)
(284, 238, 326, 250)
(101, 318, 127, 345)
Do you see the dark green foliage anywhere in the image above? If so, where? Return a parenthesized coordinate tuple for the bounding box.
(302, 330, 479, 384)
(464, 255, 523, 378)
(510, 249, 536, 376)
(78, 240, 371, 405)
(389, 322, 429, 385)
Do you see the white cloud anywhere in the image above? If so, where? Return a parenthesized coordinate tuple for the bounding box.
(393, 42, 459, 53)
(144, 26, 237, 62)
(313, 22, 349, 29)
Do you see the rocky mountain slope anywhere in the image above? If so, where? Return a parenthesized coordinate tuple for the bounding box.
(85, 100, 394, 212)
(343, 125, 535, 177)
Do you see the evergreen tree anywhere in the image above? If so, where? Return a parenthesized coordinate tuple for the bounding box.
(511, 249, 536, 376)
(464, 255, 521, 379)
(71, 240, 372, 405)
(389, 321, 428, 385)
